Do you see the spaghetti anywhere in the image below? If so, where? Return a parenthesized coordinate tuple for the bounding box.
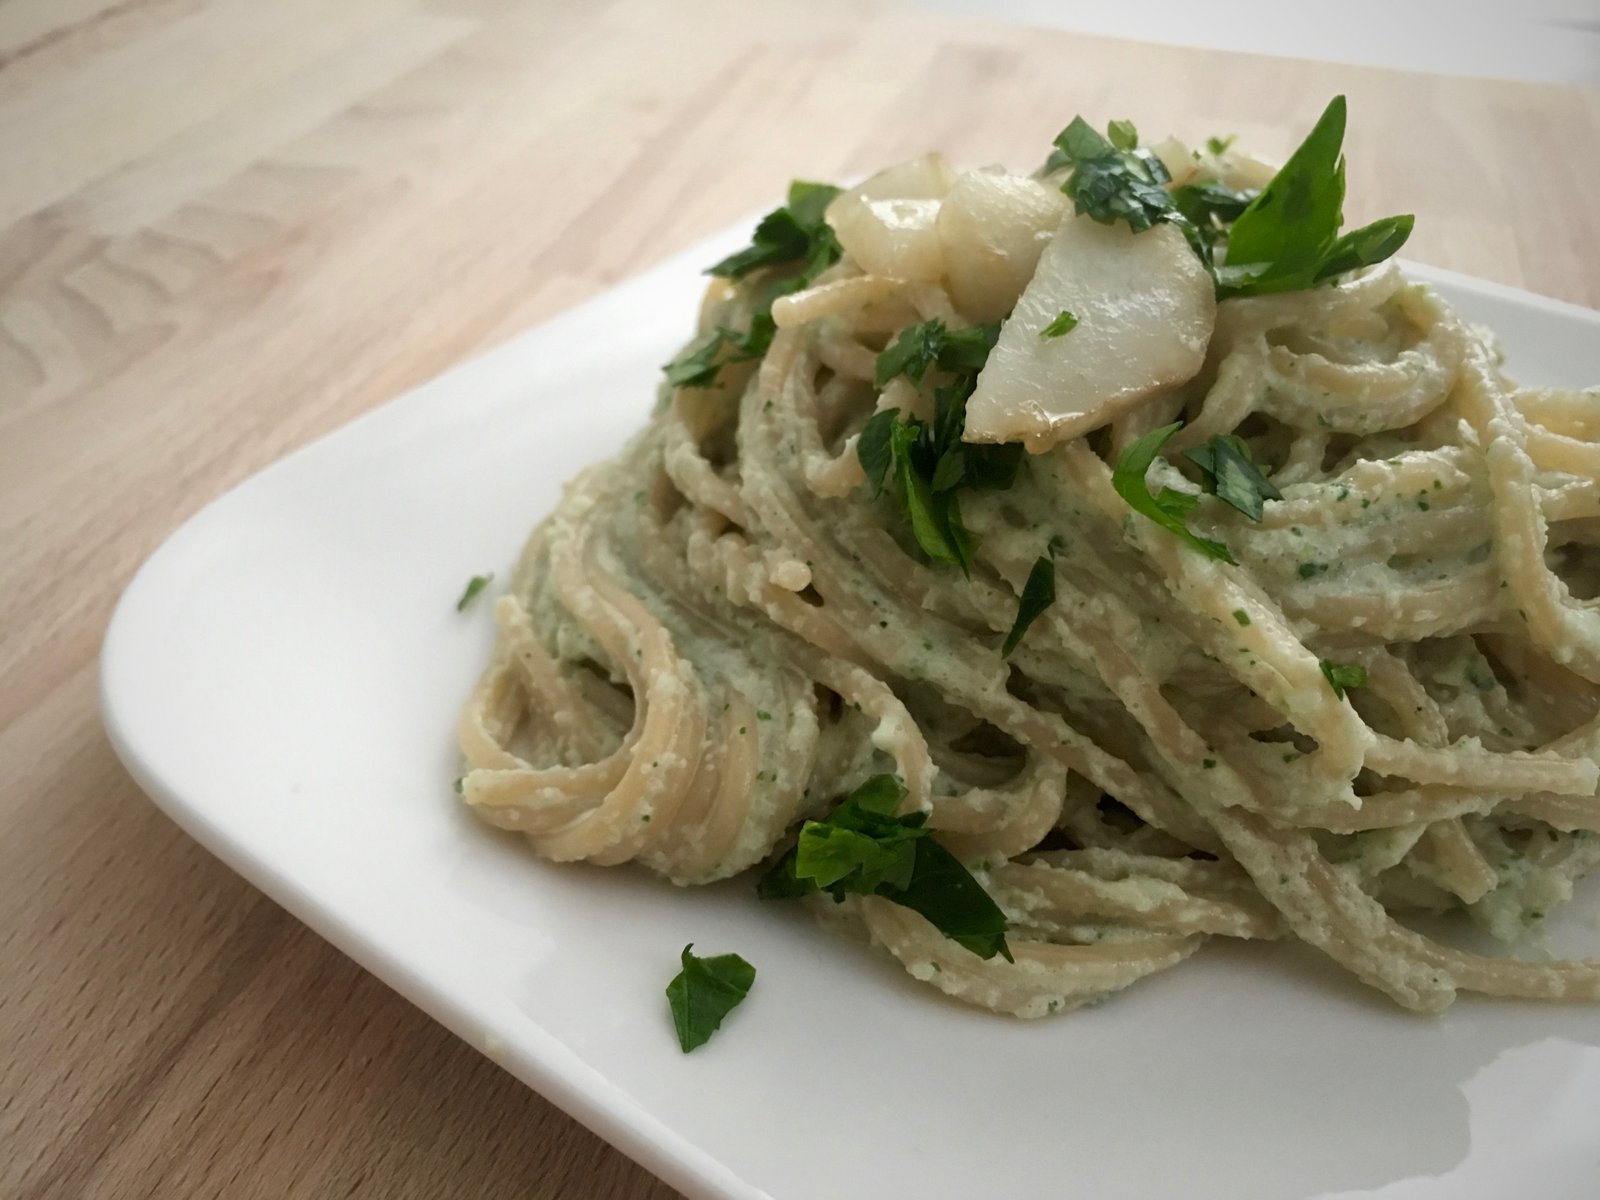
(458, 116, 1600, 1017)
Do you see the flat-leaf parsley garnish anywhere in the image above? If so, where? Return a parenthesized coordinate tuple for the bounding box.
(1046, 97, 1412, 298)
(1320, 659, 1369, 699)
(1039, 309, 1080, 339)
(1183, 434, 1282, 522)
(664, 180, 843, 389)
(1112, 424, 1234, 563)
(758, 774, 1013, 961)
(665, 944, 756, 1052)
(1215, 96, 1412, 298)
(456, 573, 493, 611)
(1046, 117, 1201, 254)
(707, 181, 841, 281)
(1002, 555, 1057, 658)
(857, 320, 1020, 574)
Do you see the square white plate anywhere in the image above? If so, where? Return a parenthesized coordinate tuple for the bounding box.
(102, 228, 1600, 1200)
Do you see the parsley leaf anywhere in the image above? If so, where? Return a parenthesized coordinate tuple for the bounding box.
(1041, 98, 1411, 301)
(1048, 117, 1210, 264)
(1205, 134, 1237, 156)
(663, 330, 733, 388)
(1225, 98, 1347, 274)
(1066, 149, 1173, 233)
(1320, 660, 1368, 699)
(857, 408, 899, 497)
(893, 420, 966, 569)
(875, 320, 943, 388)
(894, 840, 1012, 960)
(1314, 214, 1415, 283)
(664, 944, 756, 1052)
(1044, 115, 1115, 173)
(1001, 555, 1057, 657)
(1107, 118, 1139, 151)
(707, 180, 843, 280)
(1218, 97, 1412, 298)
(758, 774, 1013, 961)
(1183, 435, 1282, 521)
(874, 319, 1001, 388)
(1170, 179, 1256, 254)
(796, 774, 920, 892)
(1112, 424, 1235, 563)
(455, 573, 493, 611)
(669, 180, 844, 389)
(859, 321, 1009, 575)
(1039, 309, 1079, 339)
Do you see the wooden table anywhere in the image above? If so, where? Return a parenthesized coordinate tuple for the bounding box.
(3, 1, 1597, 1196)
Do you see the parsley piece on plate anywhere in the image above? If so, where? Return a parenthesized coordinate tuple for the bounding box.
(1183, 435, 1282, 522)
(1112, 424, 1234, 563)
(455, 573, 493, 611)
(1320, 660, 1368, 699)
(1038, 309, 1080, 339)
(1216, 96, 1413, 298)
(665, 944, 756, 1053)
(1205, 134, 1237, 156)
(1002, 556, 1057, 658)
(758, 774, 1013, 962)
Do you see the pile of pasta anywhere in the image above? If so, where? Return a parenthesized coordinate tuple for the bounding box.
(459, 137, 1600, 1017)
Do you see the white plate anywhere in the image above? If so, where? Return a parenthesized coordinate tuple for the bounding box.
(102, 230, 1600, 1200)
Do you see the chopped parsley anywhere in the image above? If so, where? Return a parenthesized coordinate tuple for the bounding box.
(1047, 97, 1412, 299)
(1320, 659, 1368, 699)
(1170, 180, 1256, 254)
(664, 944, 756, 1052)
(1038, 309, 1080, 339)
(455, 573, 493, 611)
(1205, 134, 1237, 156)
(1046, 117, 1204, 259)
(1232, 609, 1251, 626)
(1111, 423, 1234, 563)
(857, 408, 898, 498)
(758, 774, 1013, 961)
(662, 328, 747, 389)
(665, 180, 843, 388)
(1107, 118, 1139, 151)
(874, 319, 1000, 388)
(857, 321, 1020, 573)
(706, 180, 841, 280)
(1183, 434, 1281, 521)
(1002, 555, 1057, 657)
(1215, 97, 1412, 298)
(1298, 562, 1329, 579)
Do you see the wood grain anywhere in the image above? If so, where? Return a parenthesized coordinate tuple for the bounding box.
(1, 1, 1596, 1196)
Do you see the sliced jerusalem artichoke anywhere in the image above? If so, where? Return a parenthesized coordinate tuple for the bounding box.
(963, 216, 1216, 452)
(937, 169, 1069, 324)
(825, 153, 955, 283)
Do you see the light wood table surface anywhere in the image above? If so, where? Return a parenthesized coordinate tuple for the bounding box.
(2, 2, 1597, 1196)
